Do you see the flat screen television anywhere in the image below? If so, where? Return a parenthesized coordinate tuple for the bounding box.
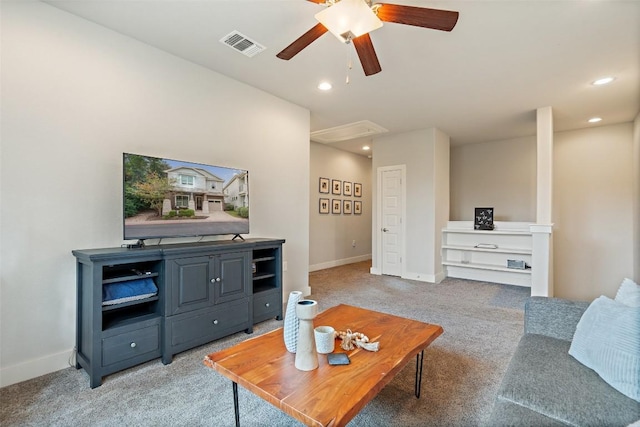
(123, 153, 249, 241)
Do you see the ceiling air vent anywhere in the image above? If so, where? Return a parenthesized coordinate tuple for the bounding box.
(311, 120, 388, 143)
(220, 31, 266, 57)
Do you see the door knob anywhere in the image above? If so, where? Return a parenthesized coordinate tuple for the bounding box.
(382, 228, 389, 232)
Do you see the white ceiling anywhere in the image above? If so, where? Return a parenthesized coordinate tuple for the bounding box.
(44, 0, 640, 156)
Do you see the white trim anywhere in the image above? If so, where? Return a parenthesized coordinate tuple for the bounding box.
(0, 348, 73, 388)
(403, 271, 443, 283)
(376, 165, 407, 278)
(309, 254, 372, 272)
(529, 223, 554, 234)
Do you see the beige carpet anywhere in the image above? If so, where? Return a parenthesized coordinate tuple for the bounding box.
(0, 261, 529, 426)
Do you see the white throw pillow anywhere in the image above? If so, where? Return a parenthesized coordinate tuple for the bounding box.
(569, 296, 640, 402)
(615, 278, 640, 307)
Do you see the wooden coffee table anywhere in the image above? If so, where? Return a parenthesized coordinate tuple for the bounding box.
(204, 304, 443, 427)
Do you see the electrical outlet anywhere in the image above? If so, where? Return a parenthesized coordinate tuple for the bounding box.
(352, 240, 356, 247)
(283, 261, 288, 272)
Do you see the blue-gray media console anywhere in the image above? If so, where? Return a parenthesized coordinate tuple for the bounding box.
(72, 238, 284, 388)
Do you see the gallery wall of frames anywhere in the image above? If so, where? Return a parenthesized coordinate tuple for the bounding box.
(318, 177, 363, 216)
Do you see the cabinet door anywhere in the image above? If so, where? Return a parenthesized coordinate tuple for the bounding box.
(168, 256, 214, 315)
(213, 251, 250, 305)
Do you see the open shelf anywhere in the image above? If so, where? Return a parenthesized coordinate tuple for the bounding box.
(103, 272, 158, 285)
(251, 247, 278, 293)
(102, 295, 159, 311)
(103, 310, 160, 331)
(442, 245, 532, 255)
(442, 261, 531, 274)
(253, 256, 275, 263)
(254, 282, 277, 294)
(442, 228, 531, 236)
(253, 273, 275, 281)
(442, 221, 533, 287)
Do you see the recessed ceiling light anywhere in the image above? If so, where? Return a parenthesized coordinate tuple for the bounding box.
(588, 117, 602, 123)
(592, 77, 615, 86)
(362, 145, 370, 151)
(317, 81, 332, 91)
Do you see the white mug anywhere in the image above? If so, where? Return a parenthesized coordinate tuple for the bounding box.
(314, 326, 335, 354)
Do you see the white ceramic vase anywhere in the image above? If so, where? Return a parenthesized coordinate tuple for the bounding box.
(283, 291, 302, 353)
(294, 300, 319, 371)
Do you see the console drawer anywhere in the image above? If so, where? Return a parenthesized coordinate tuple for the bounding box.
(102, 323, 160, 367)
(169, 298, 250, 348)
(253, 291, 282, 323)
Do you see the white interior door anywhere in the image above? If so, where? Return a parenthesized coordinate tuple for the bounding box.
(379, 167, 404, 277)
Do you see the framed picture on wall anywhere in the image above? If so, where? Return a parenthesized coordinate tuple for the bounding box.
(354, 183, 362, 197)
(354, 201, 362, 215)
(319, 177, 330, 194)
(332, 199, 341, 214)
(319, 198, 330, 214)
(343, 181, 352, 196)
(332, 179, 342, 195)
(343, 200, 352, 214)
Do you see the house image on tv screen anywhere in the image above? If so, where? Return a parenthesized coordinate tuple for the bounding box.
(223, 172, 248, 210)
(164, 166, 226, 214)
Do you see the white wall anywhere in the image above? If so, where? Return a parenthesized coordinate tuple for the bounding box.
(553, 123, 635, 300)
(633, 113, 640, 282)
(371, 128, 450, 282)
(0, 2, 310, 387)
(450, 136, 537, 222)
(309, 143, 372, 271)
(450, 124, 635, 300)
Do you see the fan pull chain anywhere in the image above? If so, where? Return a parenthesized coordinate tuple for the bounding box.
(346, 43, 353, 85)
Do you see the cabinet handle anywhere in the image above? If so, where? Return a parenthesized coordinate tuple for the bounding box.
(130, 342, 137, 348)
(210, 278, 222, 283)
(265, 303, 270, 307)
(212, 319, 219, 325)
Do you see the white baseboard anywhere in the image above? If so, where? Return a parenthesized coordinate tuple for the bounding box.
(309, 254, 372, 272)
(368, 268, 444, 283)
(0, 348, 74, 388)
(402, 271, 440, 283)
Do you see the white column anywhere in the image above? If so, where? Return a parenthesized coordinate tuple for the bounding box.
(534, 106, 554, 296)
(530, 224, 553, 296)
(537, 106, 553, 223)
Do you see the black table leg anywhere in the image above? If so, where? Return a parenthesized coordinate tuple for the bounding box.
(233, 381, 240, 426)
(415, 350, 424, 398)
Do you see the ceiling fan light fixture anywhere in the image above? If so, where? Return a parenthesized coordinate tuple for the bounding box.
(318, 81, 333, 91)
(592, 76, 615, 86)
(315, 0, 383, 43)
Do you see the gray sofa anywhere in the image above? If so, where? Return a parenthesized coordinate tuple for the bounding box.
(488, 297, 640, 426)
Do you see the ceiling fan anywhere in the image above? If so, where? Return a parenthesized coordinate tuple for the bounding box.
(277, 0, 459, 76)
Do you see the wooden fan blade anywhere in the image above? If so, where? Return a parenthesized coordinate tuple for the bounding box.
(277, 23, 329, 60)
(376, 4, 459, 32)
(306, 0, 326, 3)
(352, 33, 381, 76)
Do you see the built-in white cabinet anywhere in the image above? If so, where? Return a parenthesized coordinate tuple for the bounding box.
(442, 221, 533, 287)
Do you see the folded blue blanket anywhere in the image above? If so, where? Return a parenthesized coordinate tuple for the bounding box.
(103, 278, 158, 306)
